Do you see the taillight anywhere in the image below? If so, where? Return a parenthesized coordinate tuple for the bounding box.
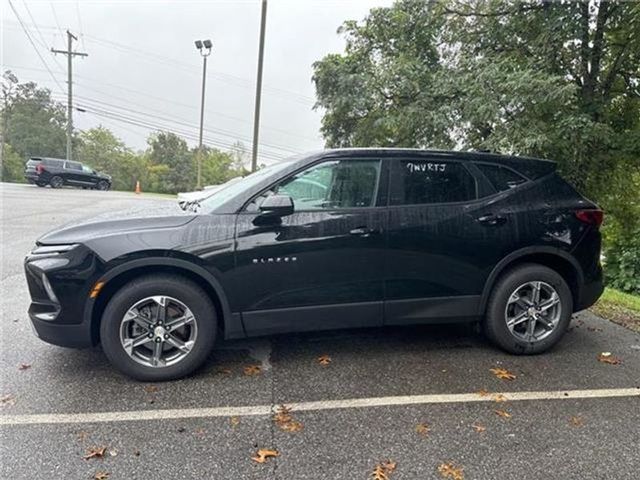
(575, 209, 604, 228)
(35, 164, 44, 174)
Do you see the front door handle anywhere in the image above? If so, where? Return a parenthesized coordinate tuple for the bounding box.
(476, 214, 507, 226)
(349, 226, 380, 236)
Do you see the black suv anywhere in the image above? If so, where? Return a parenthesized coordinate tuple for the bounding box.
(25, 157, 112, 190)
(24, 149, 603, 380)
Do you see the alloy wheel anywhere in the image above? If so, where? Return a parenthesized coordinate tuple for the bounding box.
(119, 295, 198, 368)
(504, 281, 562, 342)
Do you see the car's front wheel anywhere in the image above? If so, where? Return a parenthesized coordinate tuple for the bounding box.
(484, 263, 572, 354)
(96, 180, 110, 191)
(100, 275, 217, 381)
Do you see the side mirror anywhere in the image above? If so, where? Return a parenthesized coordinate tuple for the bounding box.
(259, 194, 294, 217)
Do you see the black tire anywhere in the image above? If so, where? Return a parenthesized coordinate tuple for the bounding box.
(100, 275, 217, 381)
(97, 180, 110, 191)
(484, 263, 572, 355)
(49, 176, 64, 188)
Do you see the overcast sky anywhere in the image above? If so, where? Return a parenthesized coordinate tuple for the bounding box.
(2, 0, 392, 164)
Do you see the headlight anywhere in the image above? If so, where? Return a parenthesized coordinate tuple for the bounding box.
(31, 244, 79, 256)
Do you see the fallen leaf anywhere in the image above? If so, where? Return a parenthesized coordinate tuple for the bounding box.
(230, 416, 240, 427)
(493, 394, 508, 403)
(597, 352, 622, 365)
(83, 446, 107, 460)
(476, 389, 491, 397)
(471, 422, 486, 433)
(317, 354, 332, 365)
(243, 365, 261, 376)
(415, 423, 430, 436)
(273, 405, 303, 432)
(18, 363, 31, 371)
(438, 462, 464, 480)
(193, 428, 206, 438)
(587, 326, 602, 332)
(108, 449, 118, 457)
(569, 416, 584, 427)
(0, 394, 16, 407)
(217, 367, 232, 375)
(494, 409, 512, 419)
(489, 367, 516, 381)
(76, 431, 90, 442)
(93, 472, 109, 480)
(144, 385, 158, 393)
(251, 448, 279, 463)
(371, 460, 396, 479)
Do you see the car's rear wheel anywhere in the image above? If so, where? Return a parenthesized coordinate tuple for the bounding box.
(49, 176, 63, 188)
(484, 263, 572, 354)
(97, 180, 110, 191)
(100, 275, 217, 381)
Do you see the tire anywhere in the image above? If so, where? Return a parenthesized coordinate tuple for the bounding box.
(97, 180, 110, 191)
(49, 176, 64, 189)
(36, 181, 46, 187)
(484, 263, 572, 355)
(100, 275, 217, 381)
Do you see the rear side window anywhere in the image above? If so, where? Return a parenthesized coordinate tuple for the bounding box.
(390, 160, 477, 205)
(43, 159, 63, 167)
(476, 164, 526, 192)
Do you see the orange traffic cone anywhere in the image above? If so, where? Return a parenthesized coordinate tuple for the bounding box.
(135, 181, 141, 194)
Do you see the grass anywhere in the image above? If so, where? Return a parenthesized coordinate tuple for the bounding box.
(590, 287, 640, 333)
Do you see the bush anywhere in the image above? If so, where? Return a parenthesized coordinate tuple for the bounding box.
(604, 228, 640, 295)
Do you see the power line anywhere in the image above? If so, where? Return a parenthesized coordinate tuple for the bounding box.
(12, 63, 320, 146)
(7, 0, 65, 94)
(49, 2, 65, 41)
(75, 1, 86, 50)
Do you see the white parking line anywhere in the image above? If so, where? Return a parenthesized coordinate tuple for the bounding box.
(1, 388, 638, 426)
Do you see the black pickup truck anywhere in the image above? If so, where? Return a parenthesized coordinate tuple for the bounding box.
(25, 157, 112, 190)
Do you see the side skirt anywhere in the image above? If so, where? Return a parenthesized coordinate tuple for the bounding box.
(385, 295, 482, 325)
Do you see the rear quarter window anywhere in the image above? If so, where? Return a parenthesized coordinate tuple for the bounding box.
(476, 163, 527, 192)
(43, 159, 63, 167)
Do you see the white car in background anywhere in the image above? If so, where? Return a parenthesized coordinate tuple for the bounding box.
(177, 177, 242, 211)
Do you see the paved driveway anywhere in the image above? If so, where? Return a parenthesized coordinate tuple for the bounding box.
(1, 183, 639, 479)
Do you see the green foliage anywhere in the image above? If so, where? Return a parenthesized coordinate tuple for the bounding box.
(605, 227, 640, 294)
(1, 143, 26, 183)
(2, 70, 68, 159)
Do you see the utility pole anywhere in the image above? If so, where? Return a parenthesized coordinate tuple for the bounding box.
(194, 39, 212, 190)
(251, 0, 268, 172)
(52, 30, 87, 161)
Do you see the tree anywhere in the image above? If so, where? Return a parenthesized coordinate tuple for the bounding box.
(77, 126, 145, 191)
(313, 0, 640, 226)
(1, 142, 25, 183)
(147, 131, 194, 193)
(1, 70, 68, 160)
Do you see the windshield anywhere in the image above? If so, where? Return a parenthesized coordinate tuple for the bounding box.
(198, 160, 294, 212)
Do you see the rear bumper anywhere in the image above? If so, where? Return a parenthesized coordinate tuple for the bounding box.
(575, 266, 604, 311)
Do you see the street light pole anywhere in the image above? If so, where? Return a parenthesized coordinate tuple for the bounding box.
(195, 39, 212, 190)
(251, 0, 268, 172)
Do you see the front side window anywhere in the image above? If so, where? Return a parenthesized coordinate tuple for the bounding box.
(390, 160, 477, 205)
(82, 165, 93, 173)
(273, 159, 380, 210)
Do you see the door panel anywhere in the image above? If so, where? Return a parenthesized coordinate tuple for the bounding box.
(233, 210, 387, 335)
(384, 158, 516, 325)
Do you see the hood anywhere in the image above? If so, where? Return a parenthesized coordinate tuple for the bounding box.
(38, 213, 196, 245)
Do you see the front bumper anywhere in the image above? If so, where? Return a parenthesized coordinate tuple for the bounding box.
(24, 244, 103, 349)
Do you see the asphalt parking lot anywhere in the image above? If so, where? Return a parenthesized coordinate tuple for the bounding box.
(1, 182, 639, 480)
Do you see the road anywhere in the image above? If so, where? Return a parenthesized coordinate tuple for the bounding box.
(1, 182, 639, 480)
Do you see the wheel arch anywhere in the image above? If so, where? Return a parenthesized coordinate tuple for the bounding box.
(479, 247, 584, 315)
(85, 257, 241, 345)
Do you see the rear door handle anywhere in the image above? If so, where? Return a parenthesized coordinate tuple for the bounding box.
(476, 214, 507, 226)
(349, 226, 380, 236)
